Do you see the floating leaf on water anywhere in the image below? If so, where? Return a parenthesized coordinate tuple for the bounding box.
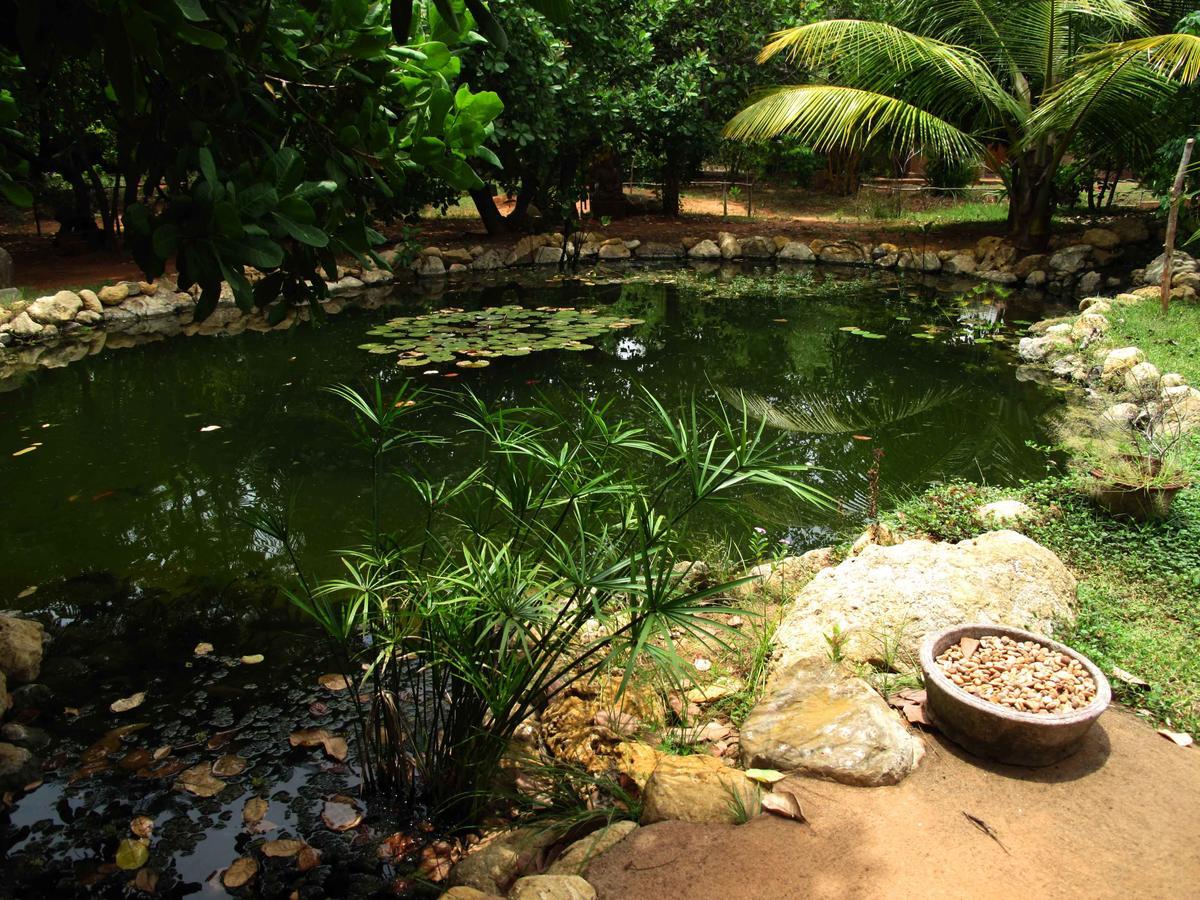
(111, 692, 146, 714)
(457, 359, 490, 368)
(12, 446, 38, 456)
(193, 642, 214, 656)
(174, 763, 227, 798)
(318, 673, 349, 692)
(240, 654, 264, 665)
(116, 838, 150, 871)
(132, 867, 159, 894)
(321, 795, 364, 832)
(199, 425, 221, 433)
(243, 796, 269, 826)
(152, 745, 171, 760)
(378, 832, 419, 860)
(262, 839, 307, 858)
(130, 816, 155, 839)
(288, 728, 349, 762)
(418, 841, 459, 882)
(16, 585, 37, 599)
(212, 754, 247, 777)
(222, 857, 258, 888)
(912, 333, 936, 340)
(297, 846, 322, 873)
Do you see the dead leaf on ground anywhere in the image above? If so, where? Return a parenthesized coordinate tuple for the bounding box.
(745, 768, 787, 785)
(318, 673, 350, 692)
(262, 839, 307, 859)
(174, 763, 227, 798)
(321, 795, 364, 832)
(194, 642, 214, 657)
(243, 796, 269, 826)
(130, 816, 155, 839)
(761, 788, 807, 823)
(240, 654, 264, 665)
(1113, 666, 1149, 689)
(132, 867, 159, 894)
(111, 692, 147, 713)
(1157, 729, 1195, 748)
(116, 838, 150, 870)
(222, 856, 258, 888)
(289, 728, 348, 762)
(212, 754, 247, 777)
(297, 846, 322, 873)
(152, 745, 172, 760)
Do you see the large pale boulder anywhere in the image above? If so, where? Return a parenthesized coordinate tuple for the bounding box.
(818, 241, 870, 266)
(598, 242, 631, 260)
(505, 235, 551, 267)
(1110, 217, 1150, 244)
(942, 253, 977, 275)
(1081, 227, 1121, 250)
(414, 255, 446, 278)
(509, 876, 596, 900)
(777, 241, 815, 262)
(1049, 245, 1091, 275)
(1101, 346, 1145, 378)
(471, 249, 506, 271)
(547, 822, 638, 876)
(897, 250, 941, 273)
(634, 242, 680, 259)
(98, 283, 131, 306)
(1018, 333, 1073, 363)
(1143, 251, 1197, 286)
(975, 500, 1036, 528)
(450, 828, 560, 896)
(0, 616, 44, 683)
(733, 549, 835, 599)
(772, 531, 1076, 671)
(7, 311, 43, 338)
(0, 742, 38, 792)
(740, 235, 776, 259)
(717, 232, 741, 260)
(640, 755, 758, 825)
(687, 239, 721, 260)
(740, 659, 924, 786)
(26, 290, 82, 325)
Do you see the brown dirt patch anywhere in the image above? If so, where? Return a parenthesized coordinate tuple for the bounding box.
(586, 708, 1200, 900)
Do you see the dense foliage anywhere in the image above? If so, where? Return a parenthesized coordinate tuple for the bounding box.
(727, 1, 1200, 247)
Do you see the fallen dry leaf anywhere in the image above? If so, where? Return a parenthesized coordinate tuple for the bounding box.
(902, 703, 931, 727)
(111, 692, 147, 714)
(297, 846, 322, 873)
(130, 816, 155, 839)
(1113, 666, 1149, 689)
(262, 839, 307, 859)
(222, 856, 258, 888)
(132, 867, 159, 894)
(1157, 729, 1194, 748)
(212, 754, 247, 777)
(417, 840, 458, 882)
(193, 642, 214, 657)
(963, 811, 1009, 854)
(174, 763, 227, 798)
(289, 728, 348, 762)
(321, 795, 364, 832)
(243, 796, 269, 826)
(200, 425, 222, 433)
(761, 788, 807, 823)
(318, 673, 349, 692)
(152, 746, 171, 760)
(744, 768, 787, 785)
(240, 654, 264, 665)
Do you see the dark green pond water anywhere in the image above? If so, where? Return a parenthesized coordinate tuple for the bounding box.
(0, 267, 1065, 898)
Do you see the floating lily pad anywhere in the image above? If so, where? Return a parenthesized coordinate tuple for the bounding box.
(363, 305, 642, 370)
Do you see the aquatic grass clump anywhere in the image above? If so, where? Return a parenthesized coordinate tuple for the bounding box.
(253, 381, 829, 825)
(359, 304, 644, 368)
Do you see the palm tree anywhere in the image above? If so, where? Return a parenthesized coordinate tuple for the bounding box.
(725, 2, 1200, 249)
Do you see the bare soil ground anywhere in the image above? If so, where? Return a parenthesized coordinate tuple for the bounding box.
(586, 708, 1200, 900)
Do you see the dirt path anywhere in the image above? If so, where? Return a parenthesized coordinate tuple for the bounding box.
(587, 708, 1200, 900)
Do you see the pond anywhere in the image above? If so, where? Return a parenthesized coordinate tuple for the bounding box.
(0, 266, 1066, 898)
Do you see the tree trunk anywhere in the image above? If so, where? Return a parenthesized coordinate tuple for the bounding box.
(469, 187, 512, 236)
(1006, 157, 1054, 251)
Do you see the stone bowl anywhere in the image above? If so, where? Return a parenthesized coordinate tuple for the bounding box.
(920, 624, 1111, 767)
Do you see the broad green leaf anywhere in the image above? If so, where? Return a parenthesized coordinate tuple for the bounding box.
(152, 224, 181, 259)
(461, 91, 503, 123)
(273, 212, 329, 248)
(236, 234, 284, 270)
(116, 838, 149, 871)
(174, 0, 209, 22)
(198, 147, 217, 186)
(175, 23, 227, 50)
(237, 183, 278, 218)
(418, 42, 451, 71)
(0, 179, 33, 208)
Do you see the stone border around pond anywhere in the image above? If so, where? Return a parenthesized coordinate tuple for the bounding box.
(0, 218, 1160, 353)
(1016, 249, 1200, 438)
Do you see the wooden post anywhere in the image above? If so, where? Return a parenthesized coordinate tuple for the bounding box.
(722, 181, 728, 219)
(747, 181, 754, 218)
(1161, 137, 1194, 314)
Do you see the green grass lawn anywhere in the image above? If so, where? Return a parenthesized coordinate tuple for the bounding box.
(1104, 297, 1200, 384)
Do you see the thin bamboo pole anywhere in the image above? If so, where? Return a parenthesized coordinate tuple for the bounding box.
(1161, 137, 1194, 314)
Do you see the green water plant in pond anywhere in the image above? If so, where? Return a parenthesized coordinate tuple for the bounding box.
(359, 305, 644, 369)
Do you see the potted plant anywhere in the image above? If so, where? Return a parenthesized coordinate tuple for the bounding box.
(1059, 385, 1193, 522)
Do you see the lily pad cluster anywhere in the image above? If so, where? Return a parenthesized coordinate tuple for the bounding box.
(359, 305, 644, 369)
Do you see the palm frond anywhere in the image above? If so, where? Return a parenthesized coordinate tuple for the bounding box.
(756, 19, 1016, 121)
(724, 85, 983, 162)
(717, 385, 966, 435)
(1084, 32, 1200, 84)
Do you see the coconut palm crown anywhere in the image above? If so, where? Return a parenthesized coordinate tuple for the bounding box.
(725, 1, 1200, 248)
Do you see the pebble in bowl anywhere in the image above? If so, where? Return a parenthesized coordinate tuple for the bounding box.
(920, 624, 1111, 766)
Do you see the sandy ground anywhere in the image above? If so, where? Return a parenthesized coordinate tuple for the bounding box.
(586, 708, 1200, 900)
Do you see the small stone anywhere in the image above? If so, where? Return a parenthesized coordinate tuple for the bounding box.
(0, 742, 38, 791)
(1101, 347, 1145, 378)
(640, 755, 759, 825)
(975, 500, 1036, 527)
(98, 283, 131, 306)
(777, 241, 815, 262)
(687, 240, 722, 260)
(414, 255, 447, 278)
(0, 616, 45, 683)
(509, 875, 596, 900)
(598, 243, 631, 260)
